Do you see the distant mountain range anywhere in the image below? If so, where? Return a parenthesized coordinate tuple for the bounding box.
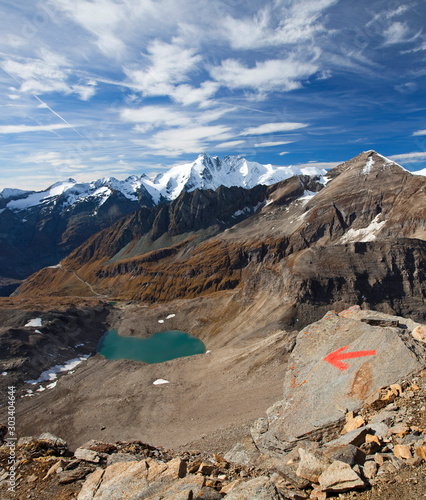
(0, 154, 328, 289)
(1, 153, 329, 211)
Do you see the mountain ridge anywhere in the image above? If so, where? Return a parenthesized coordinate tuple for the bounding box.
(15, 151, 426, 327)
(1, 153, 329, 211)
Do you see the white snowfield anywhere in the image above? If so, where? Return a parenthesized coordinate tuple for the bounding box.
(340, 214, 387, 244)
(25, 318, 43, 327)
(26, 355, 90, 385)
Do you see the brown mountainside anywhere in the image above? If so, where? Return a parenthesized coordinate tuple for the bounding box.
(16, 151, 426, 327)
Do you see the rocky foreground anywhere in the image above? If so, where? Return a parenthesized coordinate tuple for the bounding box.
(1, 370, 425, 500)
(1, 305, 426, 499)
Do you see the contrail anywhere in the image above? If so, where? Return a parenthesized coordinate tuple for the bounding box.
(32, 93, 84, 138)
(1, 66, 83, 138)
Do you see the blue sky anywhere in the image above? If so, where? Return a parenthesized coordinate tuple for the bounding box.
(1, 0, 426, 190)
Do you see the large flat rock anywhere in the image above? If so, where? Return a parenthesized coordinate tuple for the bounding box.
(255, 307, 426, 453)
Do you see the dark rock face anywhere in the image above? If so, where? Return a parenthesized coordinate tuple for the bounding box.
(0, 304, 109, 395)
(285, 239, 426, 326)
(0, 191, 145, 287)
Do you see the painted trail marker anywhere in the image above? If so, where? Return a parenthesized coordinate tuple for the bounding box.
(324, 345, 376, 371)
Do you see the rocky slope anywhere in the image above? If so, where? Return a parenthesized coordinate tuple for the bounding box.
(1, 306, 426, 500)
(16, 151, 426, 328)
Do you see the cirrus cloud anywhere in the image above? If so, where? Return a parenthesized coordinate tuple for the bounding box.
(242, 122, 308, 136)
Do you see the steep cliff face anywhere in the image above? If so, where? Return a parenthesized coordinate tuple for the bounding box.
(15, 151, 426, 325)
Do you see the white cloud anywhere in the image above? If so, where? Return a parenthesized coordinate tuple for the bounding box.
(1, 50, 97, 100)
(383, 22, 409, 45)
(254, 141, 293, 147)
(120, 106, 191, 129)
(210, 57, 318, 93)
(221, 1, 337, 50)
(52, 0, 131, 58)
(279, 151, 289, 156)
(0, 124, 73, 134)
(125, 39, 202, 97)
(413, 129, 426, 136)
(389, 152, 426, 162)
(120, 104, 234, 134)
(26, 151, 79, 167)
(170, 81, 219, 107)
(135, 125, 232, 156)
(242, 122, 308, 136)
(215, 140, 245, 149)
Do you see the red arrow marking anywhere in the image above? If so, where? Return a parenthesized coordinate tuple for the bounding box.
(324, 345, 376, 371)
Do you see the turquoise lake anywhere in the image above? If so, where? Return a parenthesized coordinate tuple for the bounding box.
(97, 329, 206, 364)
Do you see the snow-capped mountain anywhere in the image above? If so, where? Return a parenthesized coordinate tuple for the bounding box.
(1, 153, 329, 213)
(145, 153, 328, 202)
(2, 176, 153, 212)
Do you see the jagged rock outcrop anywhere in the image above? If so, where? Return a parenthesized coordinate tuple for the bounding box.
(252, 306, 426, 455)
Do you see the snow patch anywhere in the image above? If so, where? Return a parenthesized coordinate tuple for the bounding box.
(26, 355, 90, 385)
(362, 157, 374, 175)
(340, 215, 387, 243)
(25, 318, 42, 327)
(1, 188, 31, 199)
(158, 319, 164, 324)
(300, 190, 317, 201)
(232, 200, 264, 218)
(1, 372, 7, 376)
(412, 168, 426, 176)
(153, 379, 169, 385)
(166, 314, 176, 319)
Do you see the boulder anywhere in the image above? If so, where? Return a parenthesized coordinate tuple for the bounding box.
(225, 442, 255, 466)
(296, 449, 330, 483)
(74, 447, 100, 463)
(255, 310, 426, 454)
(341, 416, 365, 434)
(411, 325, 426, 343)
(225, 476, 281, 500)
(363, 460, 378, 480)
(77, 469, 104, 500)
(393, 444, 412, 460)
(197, 462, 215, 476)
(324, 427, 369, 448)
(318, 460, 366, 492)
(415, 446, 426, 461)
(80, 460, 148, 498)
(58, 466, 95, 484)
(38, 432, 67, 448)
(260, 456, 311, 490)
(323, 444, 366, 466)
